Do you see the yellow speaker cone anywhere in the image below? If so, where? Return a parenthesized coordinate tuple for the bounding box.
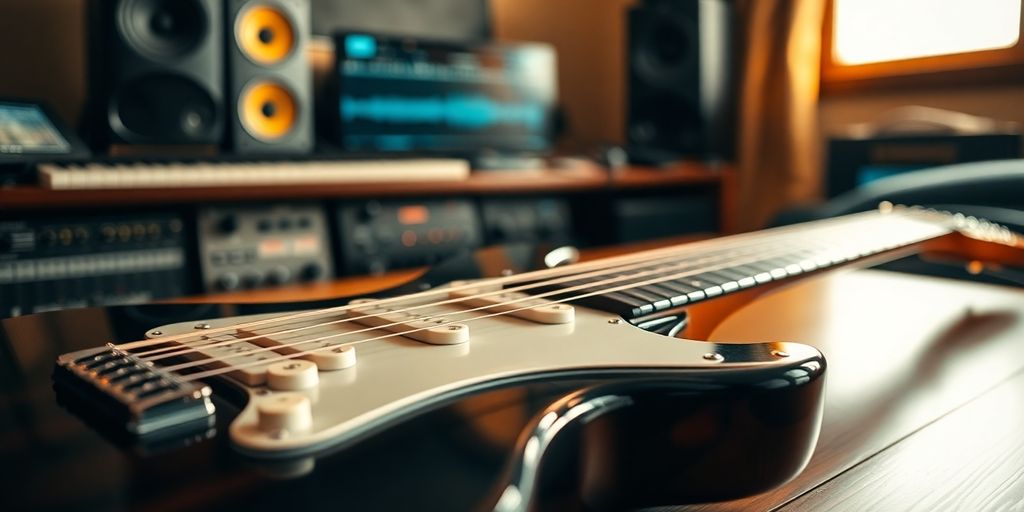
(240, 81, 297, 141)
(236, 5, 295, 65)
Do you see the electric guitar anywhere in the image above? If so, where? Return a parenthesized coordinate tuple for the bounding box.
(2, 206, 1021, 511)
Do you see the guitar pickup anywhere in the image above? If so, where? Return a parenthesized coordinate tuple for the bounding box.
(53, 346, 215, 436)
(347, 299, 470, 345)
(447, 287, 574, 325)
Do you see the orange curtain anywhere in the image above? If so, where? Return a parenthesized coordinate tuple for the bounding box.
(735, 0, 827, 230)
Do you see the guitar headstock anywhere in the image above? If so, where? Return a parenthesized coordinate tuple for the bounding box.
(890, 203, 1024, 276)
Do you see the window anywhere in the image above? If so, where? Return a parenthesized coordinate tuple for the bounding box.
(822, 0, 1024, 91)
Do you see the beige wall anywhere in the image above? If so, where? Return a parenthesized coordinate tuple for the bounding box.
(0, 0, 88, 126)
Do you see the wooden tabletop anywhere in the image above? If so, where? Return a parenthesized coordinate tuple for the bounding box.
(691, 270, 1024, 511)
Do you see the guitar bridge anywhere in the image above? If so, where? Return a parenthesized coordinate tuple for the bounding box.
(54, 345, 215, 436)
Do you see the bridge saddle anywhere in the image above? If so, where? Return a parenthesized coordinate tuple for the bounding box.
(54, 346, 215, 436)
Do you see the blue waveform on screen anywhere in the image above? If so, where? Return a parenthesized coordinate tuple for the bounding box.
(341, 94, 546, 131)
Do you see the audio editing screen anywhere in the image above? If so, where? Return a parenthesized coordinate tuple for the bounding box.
(335, 34, 557, 154)
(0, 103, 71, 155)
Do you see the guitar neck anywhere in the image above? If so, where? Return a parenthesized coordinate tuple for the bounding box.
(535, 208, 963, 320)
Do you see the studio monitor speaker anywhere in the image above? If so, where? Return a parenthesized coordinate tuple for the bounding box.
(225, 0, 313, 154)
(86, 0, 224, 147)
(627, 0, 735, 159)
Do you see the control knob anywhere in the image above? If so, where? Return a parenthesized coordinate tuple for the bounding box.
(299, 263, 323, 282)
(217, 214, 240, 235)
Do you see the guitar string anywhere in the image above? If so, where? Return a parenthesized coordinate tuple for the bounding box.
(138, 224, 840, 363)
(168, 218, 928, 378)
(177, 222, 930, 382)
(113, 210, 882, 352)
(124, 211, 883, 360)
(133, 231, 783, 360)
(140, 213, 886, 364)
(147, 212, 915, 368)
(157, 241, 801, 370)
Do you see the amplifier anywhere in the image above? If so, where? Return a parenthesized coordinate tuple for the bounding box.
(335, 199, 483, 274)
(0, 213, 187, 317)
(480, 198, 572, 245)
(197, 203, 334, 292)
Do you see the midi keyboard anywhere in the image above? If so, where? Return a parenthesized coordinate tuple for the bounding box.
(37, 157, 470, 190)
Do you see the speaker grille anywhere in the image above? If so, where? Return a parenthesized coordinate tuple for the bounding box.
(117, 0, 209, 59)
(112, 73, 219, 142)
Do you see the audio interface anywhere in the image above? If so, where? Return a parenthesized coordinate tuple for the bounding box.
(0, 213, 188, 317)
(197, 203, 333, 292)
(335, 199, 483, 274)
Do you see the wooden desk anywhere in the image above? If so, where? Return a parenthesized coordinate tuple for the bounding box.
(169, 238, 1024, 510)
(693, 270, 1024, 511)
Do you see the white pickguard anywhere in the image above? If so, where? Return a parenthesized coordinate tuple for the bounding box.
(152, 301, 820, 457)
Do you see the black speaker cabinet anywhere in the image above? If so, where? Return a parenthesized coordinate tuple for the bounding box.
(225, 0, 314, 154)
(86, 0, 224, 147)
(626, 0, 735, 158)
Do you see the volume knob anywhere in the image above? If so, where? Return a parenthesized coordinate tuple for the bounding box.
(218, 214, 240, 234)
(299, 263, 323, 281)
(215, 273, 240, 291)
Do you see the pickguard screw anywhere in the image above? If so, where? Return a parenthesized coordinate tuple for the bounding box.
(500, 269, 514, 276)
(770, 350, 790, 358)
(608, 318, 623, 324)
(702, 353, 724, 362)
(194, 323, 212, 330)
(150, 330, 163, 336)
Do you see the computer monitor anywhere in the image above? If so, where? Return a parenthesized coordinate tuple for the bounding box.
(333, 33, 558, 157)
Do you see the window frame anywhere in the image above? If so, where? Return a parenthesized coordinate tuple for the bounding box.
(820, 0, 1024, 94)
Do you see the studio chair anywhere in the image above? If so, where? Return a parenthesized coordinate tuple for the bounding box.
(773, 159, 1024, 285)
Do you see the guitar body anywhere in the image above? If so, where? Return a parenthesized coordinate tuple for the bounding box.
(2, 265, 823, 511)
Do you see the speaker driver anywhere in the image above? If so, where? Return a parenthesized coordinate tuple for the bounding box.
(117, 0, 208, 59)
(235, 5, 296, 65)
(632, 12, 696, 90)
(239, 81, 297, 141)
(112, 73, 219, 142)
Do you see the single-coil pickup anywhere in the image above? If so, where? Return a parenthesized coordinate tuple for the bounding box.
(347, 299, 469, 345)
(448, 287, 574, 325)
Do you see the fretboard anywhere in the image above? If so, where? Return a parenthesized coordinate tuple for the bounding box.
(530, 210, 954, 319)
